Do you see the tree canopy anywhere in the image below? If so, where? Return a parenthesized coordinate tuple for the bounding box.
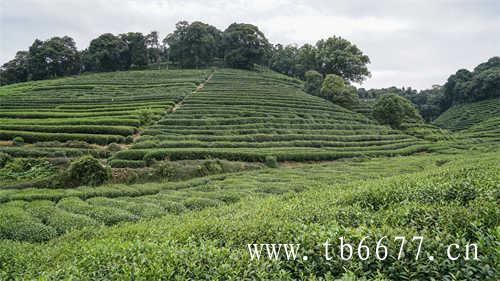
(269, 37, 370, 83)
(304, 70, 323, 96)
(27, 36, 81, 80)
(442, 56, 500, 109)
(164, 21, 222, 68)
(1, 20, 371, 86)
(315, 36, 370, 83)
(320, 74, 359, 109)
(373, 94, 423, 129)
(222, 23, 271, 69)
(83, 33, 129, 72)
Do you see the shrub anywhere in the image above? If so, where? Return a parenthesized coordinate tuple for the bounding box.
(12, 137, 24, 146)
(138, 108, 155, 125)
(183, 197, 221, 210)
(125, 135, 134, 144)
(320, 74, 359, 108)
(62, 155, 111, 187)
(265, 155, 279, 168)
(304, 70, 323, 96)
(0, 152, 12, 168)
(0, 206, 57, 242)
(373, 94, 423, 129)
(107, 143, 122, 152)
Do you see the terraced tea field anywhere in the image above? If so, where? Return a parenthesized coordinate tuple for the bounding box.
(0, 151, 466, 242)
(112, 69, 431, 167)
(1, 148, 498, 280)
(0, 70, 209, 160)
(433, 97, 500, 131)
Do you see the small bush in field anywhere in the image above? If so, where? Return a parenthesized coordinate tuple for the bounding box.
(62, 155, 111, 187)
(265, 156, 279, 168)
(12, 137, 24, 146)
(107, 143, 122, 152)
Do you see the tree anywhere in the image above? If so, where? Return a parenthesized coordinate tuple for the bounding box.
(84, 33, 129, 72)
(304, 70, 323, 96)
(320, 74, 359, 109)
(222, 23, 271, 69)
(269, 44, 299, 76)
(441, 57, 500, 111)
(120, 32, 148, 68)
(295, 44, 318, 78)
(373, 94, 423, 129)
(165, 21, 222, 68)
(27, 36, 81, 80)
(316, 36, 370, 83)
(146, 31, 163, 65)
(0, 51, 29, 85)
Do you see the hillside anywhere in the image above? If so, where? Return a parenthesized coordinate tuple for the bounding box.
(433, 97, 500, 131)
(111, 69, 430, 167)
(0, 70, 209, 158)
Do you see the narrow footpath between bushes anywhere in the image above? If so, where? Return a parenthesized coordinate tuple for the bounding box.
(126, 69, 216, 147)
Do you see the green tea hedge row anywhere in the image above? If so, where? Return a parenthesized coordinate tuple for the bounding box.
(0, 125, 136, 136)
(0, 130, 125, 145)
(0, 151, 498, 279)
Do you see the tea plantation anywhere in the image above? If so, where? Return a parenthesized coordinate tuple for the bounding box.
(0, 69, 209, 158)
(112, 69, 433, 167)
(0, 68, 498, 280)
(433, 97, 500, 131)
(0, 149, 498, 280)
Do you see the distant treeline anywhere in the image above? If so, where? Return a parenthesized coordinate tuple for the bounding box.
(358, 57, 500, 121)
(0, 21, 370, 86)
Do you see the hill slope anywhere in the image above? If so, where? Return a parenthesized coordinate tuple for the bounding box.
(0, 70, 209, 159)
(113, 69, 429, 166)
(433, 97, 500, 131)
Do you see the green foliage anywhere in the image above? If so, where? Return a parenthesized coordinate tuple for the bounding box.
(265, 155, 279, 168)
(0, 158, 57, 183)
(117, 69, 426, 165)
(316, 36, 371, 83)
(373, 94, 423, 129)
(0, 51, 29, 85)
(434, 97, 500, 131)
(62, 155, 110, 187)
(222, 23, 271, 69)
(304, 70, 323, 96)
(0, 151, 498, 279)
(442, 56, 500, 109)
(120, 32, 148, 68)
(0, 152, 12, 168)
(106, 143, 122, 152)
(320, 74, 359, 108)
(83, 33, 129, 72)
(0, 205, 57, 242)
(12, 136, 24, 146)
(138, 107, 156, 126)
(183, 197, 221, 210)
(27, 36, 81, 81)
(165, 21, 222, 68)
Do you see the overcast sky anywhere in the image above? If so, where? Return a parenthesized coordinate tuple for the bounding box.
(1, 0, 499, 89)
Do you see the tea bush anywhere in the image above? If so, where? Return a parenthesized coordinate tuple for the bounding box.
(62, 155, 111, 187)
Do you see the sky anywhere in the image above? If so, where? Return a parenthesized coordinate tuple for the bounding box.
(0, 0, 499, 89)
